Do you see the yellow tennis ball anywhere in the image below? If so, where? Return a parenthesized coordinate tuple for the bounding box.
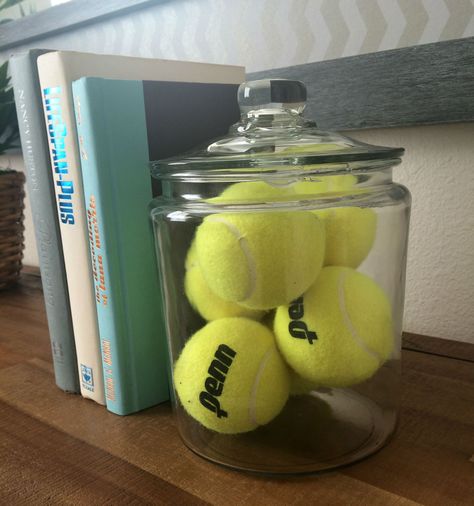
(293, 179, 329, 195)
(280, 142, 345, 154)
(174, 318, 291, 434)
(184, 242, 264, 321)
(326, 174, 357, 192)
(262, 317, 321, 396)
(289, 370, 320, 396)
(294, 174, 376, 268)
(315, 207, 377, 268)
(209, 181, 296, 204)
(274, 266, 394, 388)
(293, 173, 357, 198)
(195, 211, 325, 310)
(261, 310, 276, 331)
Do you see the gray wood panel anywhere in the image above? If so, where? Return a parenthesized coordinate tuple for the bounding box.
(0, 0, 163, 51)
(248, 37, 474, 131)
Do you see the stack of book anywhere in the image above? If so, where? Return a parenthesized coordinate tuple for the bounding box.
(11, 50, 244, 415)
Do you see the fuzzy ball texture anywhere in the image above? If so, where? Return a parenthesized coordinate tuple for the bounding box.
(274, 266, 394, 388)
(184, 242, 264, 321)
(294, 174, 377, 269)
(289, 370, 321, 396)
(281, 142, 345, 155)
(209, 181, 296, 204)
(195, 211, 325, 310)
(174, 318, 290, 434)
(315, 207, 377, 268)
(293, 173, 357, 197)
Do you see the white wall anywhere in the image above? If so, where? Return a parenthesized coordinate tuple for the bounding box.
(3, 0, 474, 342)
(351, 124, 474, 343)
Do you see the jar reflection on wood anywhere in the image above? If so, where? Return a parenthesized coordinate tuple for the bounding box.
(150, 79, 410, 474)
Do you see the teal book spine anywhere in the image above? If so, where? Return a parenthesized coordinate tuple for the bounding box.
(72, 77, 169, 415)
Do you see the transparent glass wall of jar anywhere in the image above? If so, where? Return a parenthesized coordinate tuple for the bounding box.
(149, 79, 411, 474)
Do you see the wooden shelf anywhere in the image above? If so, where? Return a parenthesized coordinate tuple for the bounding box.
(1, 272, 473, 504)
(249, 37, 474, 131)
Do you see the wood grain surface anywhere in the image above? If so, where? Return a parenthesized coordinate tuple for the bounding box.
(248, 37, 474, 131)
(0, 273, 473, 505)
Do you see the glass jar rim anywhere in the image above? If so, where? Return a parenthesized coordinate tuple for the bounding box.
(151, 154, 402, 182)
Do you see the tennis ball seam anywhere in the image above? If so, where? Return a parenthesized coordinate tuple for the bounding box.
(337, 269, 384, 364)
(248, 346, 273, 428)
(208, 215, 257, 302)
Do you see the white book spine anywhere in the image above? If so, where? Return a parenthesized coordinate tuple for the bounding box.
(38, 53, 105, 404)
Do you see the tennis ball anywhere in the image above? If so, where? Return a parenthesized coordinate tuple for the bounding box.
(327, 174, 357, 191)
(174, 318, 291, 434)
(289, 370, 320, 396)
(258, 309, 275, 332)
(184, 242, 264, 321)
(209, 181, 296, 204)
(293, 179, 329, 195)
(315, 207, 377, 268)
(293, 173, 357, 198)
(280, 143, 345, 154)
(274, 266, 394, 388)
(195, 211, 325, 310)
(293, 174, 375, 268)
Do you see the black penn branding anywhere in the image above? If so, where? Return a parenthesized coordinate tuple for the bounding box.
(288, 297, 317, 344)
(199, 344, 237, 418)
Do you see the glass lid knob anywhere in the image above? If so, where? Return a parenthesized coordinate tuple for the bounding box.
(237, 79, 307, 113)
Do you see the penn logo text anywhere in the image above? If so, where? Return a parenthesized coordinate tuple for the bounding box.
(288, 297, 317, 344)
(199, 344, 237, 418)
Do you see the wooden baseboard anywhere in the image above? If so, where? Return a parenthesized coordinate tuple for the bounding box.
(402, 332, 474, 363)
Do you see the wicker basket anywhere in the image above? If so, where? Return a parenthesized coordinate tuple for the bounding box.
(0, 170, 25, 289)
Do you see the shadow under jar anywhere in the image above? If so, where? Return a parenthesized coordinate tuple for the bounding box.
(150, 79, 411, 475)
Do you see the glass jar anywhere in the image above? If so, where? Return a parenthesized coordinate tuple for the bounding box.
(150, 79, 410, 474)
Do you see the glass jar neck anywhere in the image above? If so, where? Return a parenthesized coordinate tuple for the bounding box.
(158, 167, 394, 208)
(233, 105, 315, 135)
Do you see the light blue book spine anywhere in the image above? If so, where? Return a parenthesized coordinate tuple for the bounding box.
(73, 77, 169, 415)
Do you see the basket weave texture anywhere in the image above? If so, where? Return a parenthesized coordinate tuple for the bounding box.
(0, 170, 25, 289)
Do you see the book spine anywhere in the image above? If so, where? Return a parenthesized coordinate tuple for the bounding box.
(72, 77, 170, 415)
(72, 79, 124, 414)
(37, 53, 105, 404)
(10, 52, 79, 394)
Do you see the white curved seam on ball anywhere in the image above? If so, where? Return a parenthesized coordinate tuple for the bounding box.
(248, 347, 273, 428)
(337, 271, 383, 364)
(207, 216, 257, 301)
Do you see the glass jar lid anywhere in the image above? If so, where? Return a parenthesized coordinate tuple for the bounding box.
(151, 79, 404, 181)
